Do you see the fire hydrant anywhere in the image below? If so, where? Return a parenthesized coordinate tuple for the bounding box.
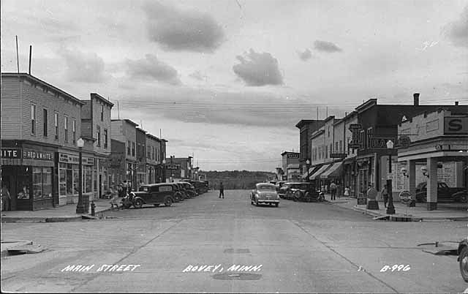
(90, 201, 96, 216)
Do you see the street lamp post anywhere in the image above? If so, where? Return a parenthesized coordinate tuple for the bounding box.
(386, 140, 396, 215)
(76, 138, 85, 214)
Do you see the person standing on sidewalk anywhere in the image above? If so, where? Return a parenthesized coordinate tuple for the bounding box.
(2, 183, 11, 211)
(381, 184, 389, 208)
(330, 182, 337, 200)
(219, 182, 225, 199)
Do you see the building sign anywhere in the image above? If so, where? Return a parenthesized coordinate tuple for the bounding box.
(286, 153, 299, 159)
(59, 153, 94, 165)
(368, 137, 395, 149)
(166, 164, 180, 170)
(23, 150, 54, 161)
(1, 148, 21, 159)
(444, 117, 468, 134)
(348, 124, 362, 149)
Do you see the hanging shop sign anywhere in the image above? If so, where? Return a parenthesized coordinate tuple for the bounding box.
(348, 124, 362, 149)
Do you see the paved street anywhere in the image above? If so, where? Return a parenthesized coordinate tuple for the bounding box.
(1, 190, 467, 293)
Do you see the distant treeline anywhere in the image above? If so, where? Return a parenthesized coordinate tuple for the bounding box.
(204, 170, 276, 190)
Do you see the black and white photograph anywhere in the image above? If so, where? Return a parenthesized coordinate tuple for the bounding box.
(1, 0, 468, 293)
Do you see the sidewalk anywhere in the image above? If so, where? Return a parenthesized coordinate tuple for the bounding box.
(1, 198, 112, 223)
(326, 195, 468, 221)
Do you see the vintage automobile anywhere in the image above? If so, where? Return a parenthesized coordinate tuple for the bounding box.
(180, 182, 198, 198)
(458, 237, 468, 282)
(250, 183, 280, 207)
(282, 182, 322, 202)
(124, 183, 175, 209)
(170, 183, 184, 201)
(415, 182, 467, 203)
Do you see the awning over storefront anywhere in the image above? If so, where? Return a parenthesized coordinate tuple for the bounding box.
(302, 166, 320, 179)
(309, 164, 331, 180)
(287, 163, 300, 170)
(320, 162, 343, 179)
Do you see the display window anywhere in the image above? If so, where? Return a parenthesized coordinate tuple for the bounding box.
(32, 167, 53, 199)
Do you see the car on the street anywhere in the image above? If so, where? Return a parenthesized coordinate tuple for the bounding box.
(180, 182, 198, 198)
(170, 183, 184, 201)
(250, 183, 280, 207)
(458, 237, 468, 282)
(282, 182, 323, 202)
(415, 182, 467, 203)
(124, 183, 176, 208)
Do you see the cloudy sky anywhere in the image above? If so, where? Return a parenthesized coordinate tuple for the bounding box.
(2, 0, 467, 171)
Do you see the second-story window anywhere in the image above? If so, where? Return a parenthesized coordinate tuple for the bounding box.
(147, 146, 151, 159)
(31, 104, 36, 135)
(104, 129, 108, 149)
(101, 105, 104, 121)
(54, 113, 59, 140)
(96, 125, 101, 147)
(127, 140, 131, 156)
(64, 117, 69, 143)
(132, 142, 136, 157)
(43, 109, 48, 137)
(72, 120, 76, 144)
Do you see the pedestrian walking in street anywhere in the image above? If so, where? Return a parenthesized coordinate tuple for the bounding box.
(109, 184, 120, 210)
(381, 184, 389, 208)
(219, 182, 224, 199)
(330, 182, 337, 200)
(2, 183, 11, 211)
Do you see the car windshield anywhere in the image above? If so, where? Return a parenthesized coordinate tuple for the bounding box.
(257, 184, 276, 191)
(139, 186, 150, 192)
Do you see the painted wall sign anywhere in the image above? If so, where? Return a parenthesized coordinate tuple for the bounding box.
(286, 153, 299, 159)
(166, 164, 180, 170)
(444, 117, 468, 134)
(23, 150, 53, 161)
(1, 148, 22, 159)
(348, 124, 362, 149)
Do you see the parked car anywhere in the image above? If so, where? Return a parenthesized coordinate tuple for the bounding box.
(282, 182, 322, 202)
(250, 183, 280, 207)
(180, 182, 198, 197)
(171, 183, 185, 201)
(458, 237, 468, 282)
(124, 183, 175, 209)
(415, 182, 467, 203)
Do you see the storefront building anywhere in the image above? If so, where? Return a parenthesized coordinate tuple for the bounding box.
(2, 142, 56, 210)
(296, 120, 325, 176)
(111, 119, 138, 190)
(281, 151, 300, 181)
(1, 73, 85, 210)
(397, 108, 468, 210)
(57, 147, 96, 205)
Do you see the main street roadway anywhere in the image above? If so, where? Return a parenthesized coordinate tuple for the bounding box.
(2, 190, 467, 293)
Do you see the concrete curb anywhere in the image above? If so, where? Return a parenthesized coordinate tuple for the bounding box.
(1, 207, 112, 223)
(1, 240, 33, 258)
(352, 205, 468, 222)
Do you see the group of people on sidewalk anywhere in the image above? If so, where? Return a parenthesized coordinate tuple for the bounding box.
(106, 180, 134, 210)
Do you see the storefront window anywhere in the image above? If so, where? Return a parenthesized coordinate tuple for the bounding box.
(17, 167, 31, 199)
(33, 167, 43, 199)
(32, 167, 53, 200)
(43, 168, 52, 198)
(59, 163, 67, 196)
(85, 166, 92, 193)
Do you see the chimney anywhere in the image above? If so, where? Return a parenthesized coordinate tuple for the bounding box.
(455, 101, 459, 106)
(413, 93, 420, 106)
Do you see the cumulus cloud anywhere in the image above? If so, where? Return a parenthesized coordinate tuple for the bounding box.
(57, 47, 107, 83)
(126, 54, 181, 85)
(443, 5, 468, 48)
(297, 48, 312, 61)
(143, 1, 224, 52)
(233, 49, 283, 86)
(314, 40, 343, 53)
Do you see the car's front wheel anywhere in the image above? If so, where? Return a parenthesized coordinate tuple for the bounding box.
(459, 246, 468, 282)
(134, 198, 143, 209)
(164, 197, 173, 207)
